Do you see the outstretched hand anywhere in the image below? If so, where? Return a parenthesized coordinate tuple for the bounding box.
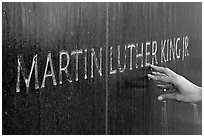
(147, 64, 202, 103)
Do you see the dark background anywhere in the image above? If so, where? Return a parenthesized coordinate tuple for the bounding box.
(2, 2, 202, 134)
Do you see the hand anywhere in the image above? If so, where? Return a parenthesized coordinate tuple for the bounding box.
(147, 64, 202, 103)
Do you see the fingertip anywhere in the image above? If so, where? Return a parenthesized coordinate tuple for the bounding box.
(147, 74, 152, 78)
(146, 63, 154, 69)
(147, 77, 151, 80)
(150, 64, 159, 70)
(147, 74, 153, 77)
(157, 84, 162, 87)
(152, 71, 157, 75)
(158, 96, 163, 101)
(148, 74, 155, 79)
(146, 63, 150, 66)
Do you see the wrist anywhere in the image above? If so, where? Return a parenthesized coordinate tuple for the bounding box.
(196, 86, 202, 102)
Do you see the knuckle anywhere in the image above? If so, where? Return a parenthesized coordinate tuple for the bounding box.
(166, 68, 170, 71)
(174, 75, 183, 85)
(157, 76, 162, 81)
(165, 67, 170, 72)
(162, 67, 167, 73)
(154, 76, 158, 81)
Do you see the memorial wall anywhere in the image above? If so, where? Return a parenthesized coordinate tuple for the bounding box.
(2, 2, 202, 134)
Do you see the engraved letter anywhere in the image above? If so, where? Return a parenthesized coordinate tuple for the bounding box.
(118, 45, 127, 73)
(145, 42, 151, 66)
(41, 52, 57, 88)
(151, 41, 158, 65)
(161, 40, 166, 63)
(91, 48, 103, 78)
(182, 37, 185, 60)
(71, 49, 83, 81)
(110, 46, 117, 74)
(59, 51, 72, 84)
(166, 39, 169, 62)
(128, 44, 135, 70)
(16, 54, 39, 93)
(135, 43, 144, 68)
(169, 39, 175, 61)
(185, 36, 189, 57)
(84, 49, 88, 79)
(175, 38, 181, 59)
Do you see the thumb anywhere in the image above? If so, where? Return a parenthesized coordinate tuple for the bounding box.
(158, 93, 178, 101)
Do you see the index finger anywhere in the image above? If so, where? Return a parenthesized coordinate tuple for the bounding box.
(149, 65, 176, 77)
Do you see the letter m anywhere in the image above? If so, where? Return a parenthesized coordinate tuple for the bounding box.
(16, 54, 39, 93)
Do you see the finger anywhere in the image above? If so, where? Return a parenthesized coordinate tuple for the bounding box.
(154, 81, 164, 84)
(176, 94, 192, 103)
(147, 74, 171, 83)
(150, 65, 176, 77)
(152, 71, 167, 76)
(157, 84, 175, 90)
(158, 93, 178, 101)
(153, 79, 169, 85)
(146, 63, 151, 67)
